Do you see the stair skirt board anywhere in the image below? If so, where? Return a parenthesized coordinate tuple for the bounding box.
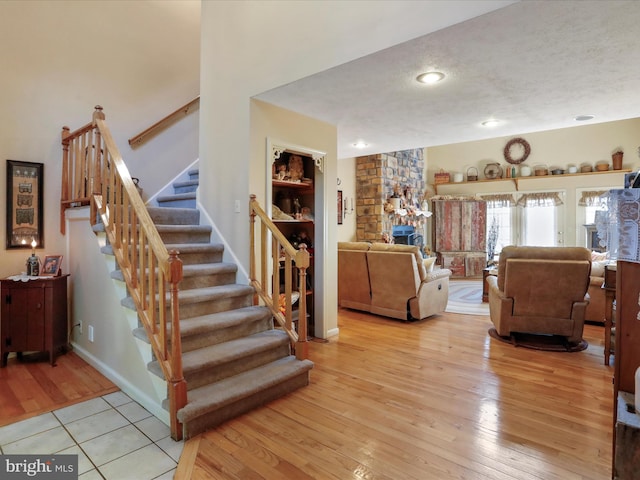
(97, 168, 313, 439)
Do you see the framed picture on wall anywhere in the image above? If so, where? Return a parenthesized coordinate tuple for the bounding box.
(338, 190, 343, 225)
(6, 160, 44, 249)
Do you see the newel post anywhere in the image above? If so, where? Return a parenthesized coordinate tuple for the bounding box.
(167, 250, 186, 441)
(249, 195, 257, 304)
(295, 244, 310, 360)
(60, 126, 71, 234)
(91, 106, 105, 226)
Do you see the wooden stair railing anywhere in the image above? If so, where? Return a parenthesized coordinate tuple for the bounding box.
(61, 106, 187, 441)
(249, 195, 309, 360)
(128, 96, 200, 149)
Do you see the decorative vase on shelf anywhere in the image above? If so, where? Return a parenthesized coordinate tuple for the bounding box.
(612, 151, 623, 170)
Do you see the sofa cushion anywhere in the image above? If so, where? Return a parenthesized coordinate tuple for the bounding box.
(369, 243, 426, 280)
(338, 241, 371, 251)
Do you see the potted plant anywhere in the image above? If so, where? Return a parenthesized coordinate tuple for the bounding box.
(612, 148, 624, 170)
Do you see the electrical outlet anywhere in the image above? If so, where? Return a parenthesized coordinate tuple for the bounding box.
(88, 325, 94, 343)
(78, 321, 83, 334)
(234, 199, 241, 213)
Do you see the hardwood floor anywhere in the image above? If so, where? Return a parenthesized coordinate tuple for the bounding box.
(0, 350, 118, 428)
(0, 310, 614, 479)
(178, 309, 614, 480)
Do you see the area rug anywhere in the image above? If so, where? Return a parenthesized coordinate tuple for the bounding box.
(488, 327, 589, 352)
(445, 279, 489, 315)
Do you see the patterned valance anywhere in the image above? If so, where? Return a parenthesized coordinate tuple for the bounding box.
(430, 195, 478, 202)
(479, 194, 515, 208)
(516, 192, 563, 207)
(578, 190, 608, 207)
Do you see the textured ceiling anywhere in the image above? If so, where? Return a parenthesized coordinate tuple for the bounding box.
(256, 1, 640, 159)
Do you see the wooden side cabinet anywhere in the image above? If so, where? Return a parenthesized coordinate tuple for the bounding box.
(1, 275, 69, 367)
(612, 261, 640, 479)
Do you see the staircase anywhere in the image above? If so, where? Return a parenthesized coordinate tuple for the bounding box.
(103, 167, 313, 439)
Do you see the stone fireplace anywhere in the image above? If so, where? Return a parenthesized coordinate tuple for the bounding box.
(355, 149, 426, 242)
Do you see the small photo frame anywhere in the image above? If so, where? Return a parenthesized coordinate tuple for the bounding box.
(41, 255, 63, 276)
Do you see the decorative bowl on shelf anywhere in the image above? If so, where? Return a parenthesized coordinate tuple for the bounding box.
(581, 165, 593, 173)
(551, 168, 564, 175)
(534, 165, 548, 176)
(596, 162, 610, 171)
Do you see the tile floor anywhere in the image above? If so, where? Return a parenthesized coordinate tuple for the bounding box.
(0, 391, 183, 479)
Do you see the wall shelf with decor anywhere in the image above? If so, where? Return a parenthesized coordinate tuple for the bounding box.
(434, 169, 632, 194)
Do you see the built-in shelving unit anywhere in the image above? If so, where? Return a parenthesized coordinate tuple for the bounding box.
(272, 154, 316, 336)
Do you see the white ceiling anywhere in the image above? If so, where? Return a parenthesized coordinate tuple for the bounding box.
(256, 0, 640, 159)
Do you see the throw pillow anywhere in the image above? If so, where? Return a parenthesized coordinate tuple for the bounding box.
(423, 256, 436, 273)
(591, 260, 607, 277)
(591, 251, 609, 262)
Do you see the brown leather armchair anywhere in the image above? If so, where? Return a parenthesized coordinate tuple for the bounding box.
(486, 246, 592, 344)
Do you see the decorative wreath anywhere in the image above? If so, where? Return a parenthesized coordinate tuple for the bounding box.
(503, 137, 531, 164)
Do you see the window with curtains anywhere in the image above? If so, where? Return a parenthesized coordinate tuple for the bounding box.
(517, 192, 564, 246)
(578, 190, 608, 223)
(481, 191, 565, 252)
(482, 194, 516, 261)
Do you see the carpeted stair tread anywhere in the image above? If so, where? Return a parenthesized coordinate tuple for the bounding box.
(101, 242, 224, 259)
(120, 283, 254, 310)
(157, 192, 196, 203)
(163, 243, 224, 254)
(147, 206, 200, 225)
(110, 262, 236, 283)
(173, 179, 199, 189)
(177, 356, 314, 424)
(177, 330, 290, 375)
(179, 305, 271, 337)
(155, 224, 212, 235)
(175, 284, 254, 305)
(181, 262, 237, 278)
(131, 305, 272, 346)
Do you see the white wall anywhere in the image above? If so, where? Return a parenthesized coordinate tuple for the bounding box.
(66, 208, 168, 423)
(0, 0, 200, 278)
(337, 158, 357, 242)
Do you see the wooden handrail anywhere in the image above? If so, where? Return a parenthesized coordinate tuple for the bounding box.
(60, 106, 187, 440)
(249, 195, 309, 359)
(128, 96, 200, 148)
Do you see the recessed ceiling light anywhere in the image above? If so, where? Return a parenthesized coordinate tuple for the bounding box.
(574, 114, 595, 122)
(416, 71, 445, 84)
(481, 119, 500, 127)
(353, 141, 368, 149)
